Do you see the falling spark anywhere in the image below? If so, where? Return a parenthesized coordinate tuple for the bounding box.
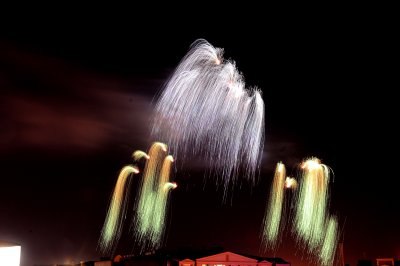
(258, 157, 339, 264)
(99, 142, 176, 255)
(294, 157, 331, 251)
(150, 39, 265, 195)
(146, 155, 175, 246)
(261, 162, 286, 250)
(132, 143, 176, 251)
(98, 165, 139, 254)
(319, 215, 339, 266)
(135, 143, 168, 238)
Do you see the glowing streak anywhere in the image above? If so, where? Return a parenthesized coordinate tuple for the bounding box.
(133, 143, 176, 251)
(294, 157, 331, 251)
(149, 154, 175, 246)
(164, 182, 177, 190)
(99, 165, 139, 254)
(132, 150, 150, 161)
(99, 142, 176, 255)
(154, 141, 168, 152)
(135, 143, 166, 242)
(261, 162, 286, 250)
(319, 216, 339, 266)
(151, 39, 264, 195)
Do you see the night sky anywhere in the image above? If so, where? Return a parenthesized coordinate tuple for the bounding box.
(0, 8, 398, 266)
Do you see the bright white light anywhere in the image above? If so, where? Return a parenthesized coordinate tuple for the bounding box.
(151, 39, 265, 195)
(0, 245, 21, 266)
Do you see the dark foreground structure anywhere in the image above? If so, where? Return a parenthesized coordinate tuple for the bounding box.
(78, 249, 291, 266)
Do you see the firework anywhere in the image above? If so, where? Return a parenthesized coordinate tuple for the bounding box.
(98, 165, 139, 254)
(261, 162, 286, 250)
(294, 157, 331, 251)
(319, 215, 339, 266)
(99, 142, 176, 255)
(259, 156, 339, 264)
(150, 39, 264, 195)
(132, 142, 176, 251)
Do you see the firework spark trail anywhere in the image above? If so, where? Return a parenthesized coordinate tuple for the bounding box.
(261, 162, 286, 250)
(241, 91, 265, 185)
(151, 39, 264, 194)
(319, 215, 339, 266)
(133, 143, 163, 242)
(148, 155, 175, 246)
(294, 157, 331, 252)
(99, 142, 176, 255)
(135, 142, 167, 238)
(132, 150, 150, 161)
(258, 157, 338, 264)
(132, 142, 176, 251)
(98, 165, 139, 254)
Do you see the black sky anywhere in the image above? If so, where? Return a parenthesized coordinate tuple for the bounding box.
(0, 7, 398, 266)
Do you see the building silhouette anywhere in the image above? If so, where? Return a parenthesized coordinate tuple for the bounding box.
(78, 249, 290, 266)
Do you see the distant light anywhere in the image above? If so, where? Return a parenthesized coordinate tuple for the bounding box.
(0, 243, 21, 266)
